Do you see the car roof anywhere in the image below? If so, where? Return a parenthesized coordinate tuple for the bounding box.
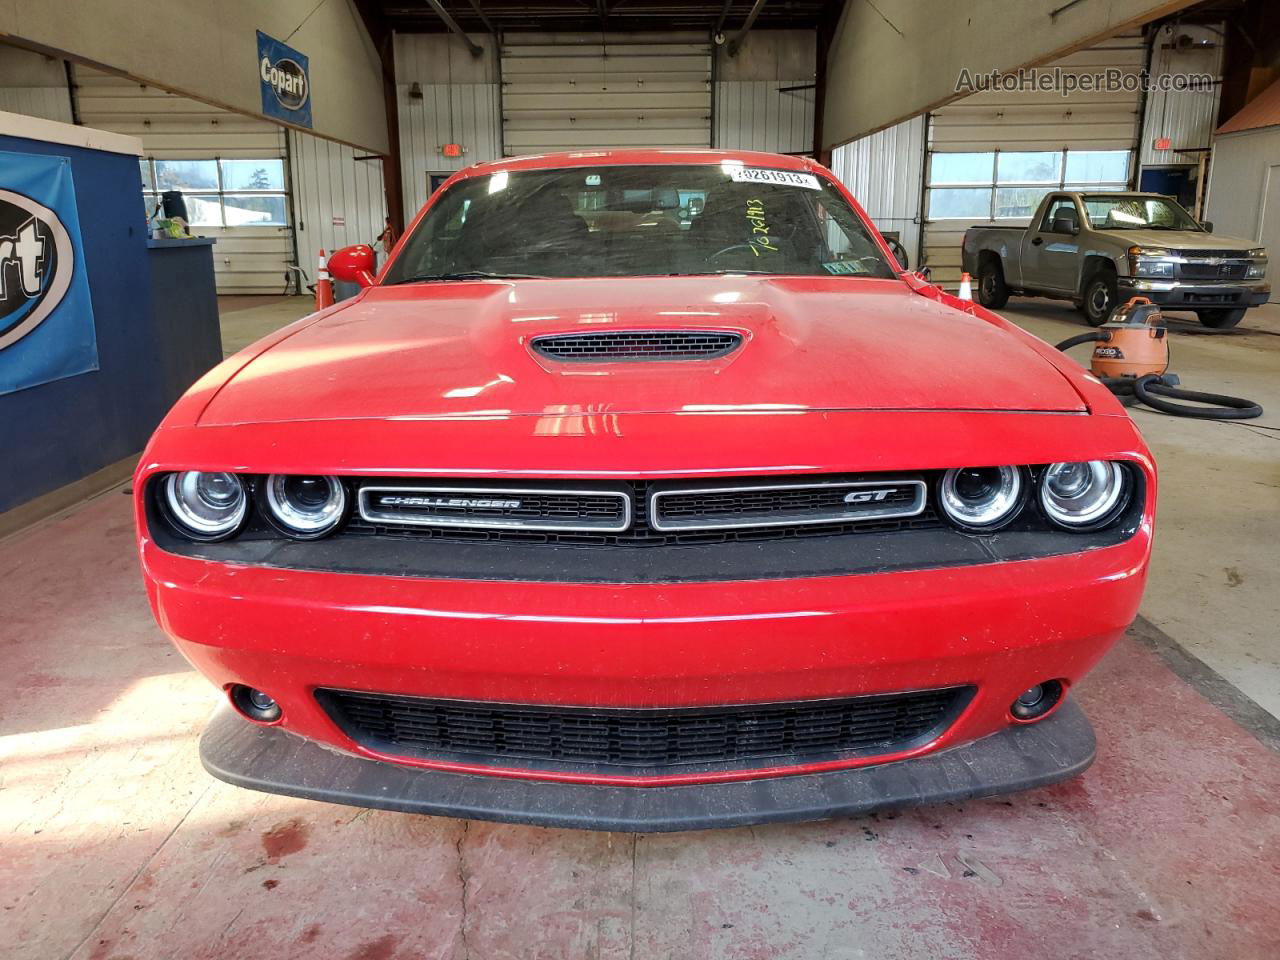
(463, 148, 823, 176)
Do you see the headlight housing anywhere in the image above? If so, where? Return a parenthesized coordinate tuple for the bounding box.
(1246, 261, 1267, 279)
(263, 474, 347, 538)
(938, 466, 1024, 532)
(1128, 247, 1176, 278)
(162, 471, 247, 540)
(1039, 461, 1130, 529)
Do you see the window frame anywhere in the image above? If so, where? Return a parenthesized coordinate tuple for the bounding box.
(926, 148, 1131, 222)
(141, 157, 289, 229)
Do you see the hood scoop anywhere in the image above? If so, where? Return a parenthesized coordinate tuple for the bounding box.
(530, 329, 744, 362)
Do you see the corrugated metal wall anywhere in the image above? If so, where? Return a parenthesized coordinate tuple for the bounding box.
(74, 65, 291, 295)
(0, 86, 72, 123)
(922, 34, 1145, 286)
(1139, 24, 1224, 169)
(829, 116, 926, 269)
(0, 46, 73, 123)
(288, 131, 388, 266)
(500, 33, 712, 155)
(394, 34, 501, 223)
(714, 81, 814, 154)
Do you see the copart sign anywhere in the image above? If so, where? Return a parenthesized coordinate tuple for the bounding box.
(257, 30, 312, 129)
(0, 152, 97, 395)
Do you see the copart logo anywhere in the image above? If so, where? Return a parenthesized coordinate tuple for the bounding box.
(260, 55, 308, 111)
(0, 189, 73, 351)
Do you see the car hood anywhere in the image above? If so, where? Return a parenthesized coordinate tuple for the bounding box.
(1111, 229, 1259, 251)
(197, 276, 1086, 425)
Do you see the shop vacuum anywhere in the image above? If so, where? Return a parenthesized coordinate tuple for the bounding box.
(1054, 298, 1263, 420)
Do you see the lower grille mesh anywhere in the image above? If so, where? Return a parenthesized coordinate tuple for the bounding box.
(317, 687, 972, 773)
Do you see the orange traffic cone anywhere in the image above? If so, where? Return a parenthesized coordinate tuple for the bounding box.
(315, 249, 334, 310)
(958, 272, 973, 301)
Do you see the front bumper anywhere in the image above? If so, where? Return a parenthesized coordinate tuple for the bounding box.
(1119, 277, 1270, 309)
(201, 697, 1096, 832)
(143, 527, 1149, 789)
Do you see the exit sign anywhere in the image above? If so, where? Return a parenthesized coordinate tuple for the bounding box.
(1154, 136, 1171, 150)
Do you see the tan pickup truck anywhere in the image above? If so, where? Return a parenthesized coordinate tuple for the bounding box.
(961, 192, 1270, 328)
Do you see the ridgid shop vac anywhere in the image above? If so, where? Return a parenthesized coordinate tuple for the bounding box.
(1054, 298, 1263, 420)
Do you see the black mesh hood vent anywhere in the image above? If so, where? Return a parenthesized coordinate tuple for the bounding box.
(531, 329, 743, 362)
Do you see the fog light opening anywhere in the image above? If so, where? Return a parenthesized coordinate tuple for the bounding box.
(1010, 679, 1064, 722)
(230, 684, 282, 723)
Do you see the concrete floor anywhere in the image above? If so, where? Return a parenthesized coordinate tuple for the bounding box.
(2, 294, 1278, 959)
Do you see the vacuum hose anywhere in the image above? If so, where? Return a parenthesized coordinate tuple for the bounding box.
(1053, 332, 1263, 420)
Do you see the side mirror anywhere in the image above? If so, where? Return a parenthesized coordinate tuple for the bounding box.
(1200, 220, 1214, 233)
(328, 244, 377, 287)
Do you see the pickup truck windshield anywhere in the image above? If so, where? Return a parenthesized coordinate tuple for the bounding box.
(1082, 195, 1202, 231)
(384, 164, 897, 283)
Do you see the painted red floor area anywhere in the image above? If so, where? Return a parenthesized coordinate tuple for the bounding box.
(1, 491, 1277, 960)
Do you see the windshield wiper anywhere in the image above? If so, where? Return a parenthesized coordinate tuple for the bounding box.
(388, 271, 546, 284)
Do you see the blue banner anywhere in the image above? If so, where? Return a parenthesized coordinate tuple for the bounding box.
(257, 31, 312, 129)
(0, 151, 98, 395)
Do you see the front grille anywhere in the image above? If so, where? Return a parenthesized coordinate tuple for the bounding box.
(1179, 262, 1247, 280)
(317, 686, 973, 773)
(651, 479, 925, 531)
(531, 330, 743, 362)
(346, 476, 944, 546)
(1175, 249, 1249, 259)
(358, 485, 630, 532)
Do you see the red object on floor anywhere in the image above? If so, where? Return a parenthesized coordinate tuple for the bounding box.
(314, 249, 333, 310)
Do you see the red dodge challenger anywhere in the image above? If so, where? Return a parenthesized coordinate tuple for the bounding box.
(135, 150, 1155, 831)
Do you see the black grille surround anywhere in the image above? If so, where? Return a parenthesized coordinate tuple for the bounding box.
(530, 329, 743, 362)
(148, 467, 1146, 583)
(316, 686, 975, 776)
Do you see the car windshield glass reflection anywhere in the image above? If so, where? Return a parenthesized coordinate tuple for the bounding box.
(383, 164, 898, 283)
(1083, 196, 1202, 231)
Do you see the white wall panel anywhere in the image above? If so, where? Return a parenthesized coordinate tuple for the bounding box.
(289, 131, 387, 266)
(500, 33, 711, 156)
(715, 82, 813, 154)
(394, 33, 502, 224)
(1139, 24, 1224, 168)
(829, 116, 926, 269)
(0, 45, 72, 123)
(1205, 127, 1280, 302)
(75, 65, 291, 295)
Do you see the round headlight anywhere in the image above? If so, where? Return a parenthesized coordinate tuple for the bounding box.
(939, 466, 1024, 531)
(1040, 461, 1128, 529)
(163, 471, 247, 540)
(264, 474, 346, 538)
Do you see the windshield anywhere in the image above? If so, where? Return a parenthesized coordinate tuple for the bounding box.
(1082, 195, 1202, 231)
(383, 164, 898, 283)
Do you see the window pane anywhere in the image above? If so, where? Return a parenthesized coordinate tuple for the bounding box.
(928, 188, 992, 219)
(138, 159, 153, 192)
(1065, 151, 1129, 184)
(1065, 182, 1126, 193)
(222, 194, 287, 226)
(997, 152, 1062, 184)
(155, 160, 219, 191)
(929, 153, 994, 185)
(182, 194, 224, 227)
(220, 159, 285, 191)
(995, 187, 1052, 219)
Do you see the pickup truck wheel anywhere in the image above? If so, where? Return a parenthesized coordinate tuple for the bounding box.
(1195, 308, 1246, 330)
(1082, 272, 1117, 326)
(977, 260, 1009, 308)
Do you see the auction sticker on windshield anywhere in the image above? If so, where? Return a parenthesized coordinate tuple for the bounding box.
(729, 167, 821, 190)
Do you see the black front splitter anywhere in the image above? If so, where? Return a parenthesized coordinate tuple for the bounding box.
(200, 701, 1095, 833)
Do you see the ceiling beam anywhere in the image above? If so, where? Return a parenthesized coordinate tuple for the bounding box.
(423, 0, 484, 56)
